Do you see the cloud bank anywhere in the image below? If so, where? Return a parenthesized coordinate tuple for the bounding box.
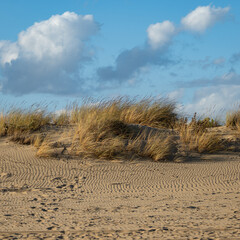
(97, 5, 229, 83)
(0, 12, 99, 95)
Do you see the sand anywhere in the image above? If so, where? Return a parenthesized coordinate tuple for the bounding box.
(0, 137, 240, 239)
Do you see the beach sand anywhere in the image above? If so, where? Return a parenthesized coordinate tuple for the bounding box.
(0, 138, 240, 239)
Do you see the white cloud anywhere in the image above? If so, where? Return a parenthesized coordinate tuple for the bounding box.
(0, 12, 99, 95)
(184, 85, 240, 119)
(167, 88, 184, 101)
(147, 21, 176, 49)
(0, 41, 19, 65)
(181, 5, 230, 33)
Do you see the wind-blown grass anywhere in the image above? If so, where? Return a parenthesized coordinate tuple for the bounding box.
(70, 97, 178, 160)
(72, 97, 177, 127)
(226, 110, 240, 129)
(0, 97, 226, 161)
(178, 115, 223, 154)
(127, 132, 177, 161)
(0, 106, 51, 136)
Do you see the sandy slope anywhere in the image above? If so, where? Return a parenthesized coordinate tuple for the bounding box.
(0, 138, 240, 239)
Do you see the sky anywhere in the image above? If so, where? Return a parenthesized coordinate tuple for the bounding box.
(0, 0, 239, 118)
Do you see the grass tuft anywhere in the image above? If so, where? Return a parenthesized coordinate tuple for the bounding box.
(127, 131, 177, 161)
(226, 110, 240, 129)
(178, 120, 223, 154)
(71, 97, 178, 160)
(0, 107, 51, 136)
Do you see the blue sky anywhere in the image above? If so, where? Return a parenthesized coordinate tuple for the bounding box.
(0, 0, 239, 117)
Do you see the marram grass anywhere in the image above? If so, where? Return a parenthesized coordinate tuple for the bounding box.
(0, 97, 227, 160)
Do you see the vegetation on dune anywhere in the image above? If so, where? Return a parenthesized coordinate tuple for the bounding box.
(226, 110, 240, 129)
(71, 97, 177, 128)
(0, 107, 51, 136)
(127, 132, 177, 161)
(178, 113, 223, 154)
(179, 123, 223, 153)
(70, 97, 178, 160)
(0, 97, 228, 161)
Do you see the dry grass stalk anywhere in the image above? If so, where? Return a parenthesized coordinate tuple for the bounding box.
(33, 134, 45, 148)
(0, 114, 7, 136)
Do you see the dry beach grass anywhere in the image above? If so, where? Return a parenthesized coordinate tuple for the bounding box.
(0, 97, 225, 160)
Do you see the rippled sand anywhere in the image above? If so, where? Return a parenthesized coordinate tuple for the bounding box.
(0, 138, 240, 239)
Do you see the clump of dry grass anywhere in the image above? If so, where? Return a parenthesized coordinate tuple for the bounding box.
(119, 97, 177, 128)
(70, 97, 178, 160)
(33, 134, 45, 148)
(196, 132, 223, 153)
(37, 139, 67, 158)
(178, 120, 223, 153)
(72, 109, 177, 160)
(226, 110, 240, 129)
(36, 141, 56, 158)
(127, 131, 177, 161)
(71, 97, 177, 128)
(182, 113, 220, 133)
(52, 111, 70, 126)
(0, 114, 7, 136)
(72, 115, 128, 159)
(0, 106, 51, 136)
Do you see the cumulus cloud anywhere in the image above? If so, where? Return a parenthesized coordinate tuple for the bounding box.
(0, 12, 99, 95)
(97, 5, 229, 83)
(181, 5, 230, 33)
(147, 21, 176, 49)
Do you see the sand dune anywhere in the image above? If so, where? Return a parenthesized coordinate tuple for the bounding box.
(0, 138, 240, 239)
